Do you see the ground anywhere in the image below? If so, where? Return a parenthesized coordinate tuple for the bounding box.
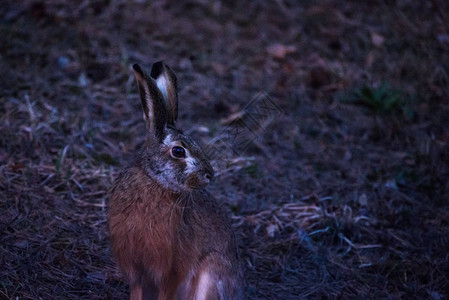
(1, 1, 448, 299)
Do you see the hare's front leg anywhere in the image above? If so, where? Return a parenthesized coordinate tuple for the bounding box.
(142, 279, 159, 300)
(130, 283, 143, 300)
(189, 254, 241, 300)
(193, 270, 218, 300)
(130, 282, 159, 300)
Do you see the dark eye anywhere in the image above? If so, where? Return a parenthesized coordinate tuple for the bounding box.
(171, 146, 186, 158)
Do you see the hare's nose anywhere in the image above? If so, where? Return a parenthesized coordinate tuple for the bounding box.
(202, 172, 213, 184)
(205, 173, 213, 181)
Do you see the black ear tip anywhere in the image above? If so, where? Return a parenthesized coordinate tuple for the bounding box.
(132, 63, 143, 74)
(150, 61, 165, 78)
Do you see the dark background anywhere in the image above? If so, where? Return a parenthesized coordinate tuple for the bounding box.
(1, 0, 448, 299)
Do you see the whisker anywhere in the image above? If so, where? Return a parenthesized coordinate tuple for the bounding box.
(180, 191, 191, 226)
(169, 192, 186, 224)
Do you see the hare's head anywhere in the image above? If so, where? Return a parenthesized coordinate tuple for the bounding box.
(132, 62, 214, 192)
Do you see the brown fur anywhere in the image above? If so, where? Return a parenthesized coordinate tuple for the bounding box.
(109, 166, 243, 300)
(108, 62, 243, 300)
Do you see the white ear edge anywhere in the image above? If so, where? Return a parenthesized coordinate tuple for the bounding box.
(163, 134, 173, 145)
(142, 88, 154, 124)
(156, 73, 169, 102)
(133, 64, 155, 125)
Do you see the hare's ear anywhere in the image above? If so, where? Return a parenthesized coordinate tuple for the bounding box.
(132, 64, 168, 141)
(150, 61, 178, 127)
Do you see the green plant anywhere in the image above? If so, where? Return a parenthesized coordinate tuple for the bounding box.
(342, 82, 414, 119)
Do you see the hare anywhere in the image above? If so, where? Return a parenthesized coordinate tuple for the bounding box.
(108, 61, 244, 300)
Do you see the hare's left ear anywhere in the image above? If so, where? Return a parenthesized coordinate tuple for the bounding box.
(151, 61, 178, 127)
(132, 64, 168, 142)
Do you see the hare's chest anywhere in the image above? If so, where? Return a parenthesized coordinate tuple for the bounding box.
(134, 200, 178, 243)
(125, 202, 179, 269)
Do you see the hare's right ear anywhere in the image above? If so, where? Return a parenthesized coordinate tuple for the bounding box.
(150, 61, 178, 127)
(132, 64, 168, 142)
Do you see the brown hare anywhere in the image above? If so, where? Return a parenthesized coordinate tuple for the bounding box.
(108, 62, 243, 300)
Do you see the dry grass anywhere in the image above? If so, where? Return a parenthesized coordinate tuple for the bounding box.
(1, 0, 448, 299)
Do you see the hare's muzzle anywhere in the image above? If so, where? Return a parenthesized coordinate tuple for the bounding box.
(186, 170, 214, 189)
(204, 172, 213, 183)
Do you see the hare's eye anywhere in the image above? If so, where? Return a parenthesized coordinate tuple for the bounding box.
(171, 146, 186, 158)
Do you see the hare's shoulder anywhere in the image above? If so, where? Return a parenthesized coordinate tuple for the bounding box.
(109, 166, 170, 210)
(112, 165, 151, 187)
(185, 191, 235, 241)
(111, 166, 167, 195)
(190, 190, 229, 218)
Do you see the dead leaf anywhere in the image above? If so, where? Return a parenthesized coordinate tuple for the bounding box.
(266, 223, 279, 238)
(358, 193, 368, 207)
(220, 111, 246, 125)
(211, 62, 226, 76)
(371, 32, 385, 48)
(385, 179, 398, 190)
(267, 43, 296, 59)
(365, 51, 376, 68)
